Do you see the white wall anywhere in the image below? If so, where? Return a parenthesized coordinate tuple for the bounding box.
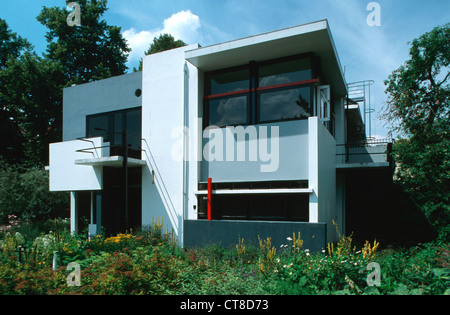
(308, 117, 337, 243)
(141, 45, 200, 242)
(63, 72, 142, 141)
(200, 120, 309, 183)
(48, 137, 104, 192)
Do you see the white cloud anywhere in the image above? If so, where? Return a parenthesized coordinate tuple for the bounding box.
(123, 10, 201, 63)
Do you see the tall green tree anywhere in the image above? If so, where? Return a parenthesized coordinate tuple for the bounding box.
(134, 33, 186, 71)
(37, 0, 130, 86)
(0, 0, 131, 166)
(0, 19, 32, 164)
(383, 23, 450, 238)
(384, 23, 449, 138)
(0, 52, 65, 166)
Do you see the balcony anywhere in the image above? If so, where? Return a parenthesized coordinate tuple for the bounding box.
(47, 137, 145, 192)
(336, 138, 392, 169)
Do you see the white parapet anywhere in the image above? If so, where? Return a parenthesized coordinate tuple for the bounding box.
(48, 137, 104, 192)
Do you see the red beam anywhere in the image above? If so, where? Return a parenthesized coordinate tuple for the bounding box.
(203, 89, 250, 100)
(207, 178, 212, 221)
(203, 78, 319, 100)
(256, 78, 319, 92)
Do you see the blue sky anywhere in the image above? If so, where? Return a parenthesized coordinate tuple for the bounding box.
(0, 0, 449, 138)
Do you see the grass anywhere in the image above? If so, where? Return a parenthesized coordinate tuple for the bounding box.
(0, 218, 449, 295)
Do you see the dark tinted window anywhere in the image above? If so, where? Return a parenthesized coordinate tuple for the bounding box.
(86, 108, 142, 158)
(258, 58, 312, 88)
(208, 69, 249, 95)
(208, 95, 248, 126)
(258, 85, 313, 123)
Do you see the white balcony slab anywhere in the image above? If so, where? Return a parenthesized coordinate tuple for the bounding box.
(75, 156, 146, 168)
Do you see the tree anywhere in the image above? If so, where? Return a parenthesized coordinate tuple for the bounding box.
(0, 52, 65, 165)
(383, 23, 449, 138)
(0, 0, 131, 166)
(134, 33, 186, 71)
(384, 24, 450, 239)
(0, 161, 69, 224)
(0, 19, 32, 164)
(37, 0, 130, 86)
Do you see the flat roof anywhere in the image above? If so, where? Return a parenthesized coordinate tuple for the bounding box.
(186, 20, 347, 95)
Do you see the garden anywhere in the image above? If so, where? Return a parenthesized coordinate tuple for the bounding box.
(0, 217, 448, 295)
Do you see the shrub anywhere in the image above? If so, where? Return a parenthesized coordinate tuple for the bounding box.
(0, 163, 69, 223)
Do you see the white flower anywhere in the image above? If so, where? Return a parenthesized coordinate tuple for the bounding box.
(287, 237, 293, 241)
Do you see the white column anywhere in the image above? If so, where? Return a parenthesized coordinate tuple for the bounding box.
(308, 117, 319, 223)
(70, 191, 78, 235)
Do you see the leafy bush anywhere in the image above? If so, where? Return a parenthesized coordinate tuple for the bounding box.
(0, 162, 69, 224)
(0, 219, 448, 295)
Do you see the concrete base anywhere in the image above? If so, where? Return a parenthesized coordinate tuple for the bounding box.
(184, 220, 327, 253)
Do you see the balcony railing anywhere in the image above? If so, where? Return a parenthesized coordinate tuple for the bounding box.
(336, 138, 393, 167)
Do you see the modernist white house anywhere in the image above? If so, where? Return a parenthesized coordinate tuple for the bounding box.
(46, 20, 392, 251)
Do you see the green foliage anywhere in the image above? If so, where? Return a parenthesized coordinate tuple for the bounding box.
(393, 136, 450, 237)
(1, 222, 448, 295)
(383, 23, 449, 138)
(1, 0, 132, 166)
(0, 19, 33, 164)
(134, 33, 187, 71)
(37, 0, 130, 86)
(384, 23, 450, 239)
(0, 162, 69, 224)
(0, 53, 65, 165)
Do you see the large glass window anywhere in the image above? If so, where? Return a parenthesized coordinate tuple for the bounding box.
(207, 69, 249, 95)
(198, 193, 309, 222)
(258, 85, 313, 123)
(258, 58, 312, 88)
(208, 95, 249, 126)
(87, 107, 142, 159)
(204, 55, 317, 128)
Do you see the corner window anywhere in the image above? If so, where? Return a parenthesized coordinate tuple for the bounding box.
(86, 107, 142, 159)
(204, 54, 317, 128)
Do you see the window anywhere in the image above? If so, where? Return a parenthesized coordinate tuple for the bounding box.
(258, 85, 313, 123)
(197, 193, 309, 222)
(318, 85, 331, 122)
(205, 68, 250, 127)
(258, 58, 312, 88)
(204, 55, 318, 128)
(86, 107, 142, 159)
(207, 68, 249, 95)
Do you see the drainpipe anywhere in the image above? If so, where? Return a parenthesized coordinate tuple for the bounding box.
(182, 62, 188, 243)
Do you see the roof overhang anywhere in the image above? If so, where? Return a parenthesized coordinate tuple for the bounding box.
(186, 20, 347, 96)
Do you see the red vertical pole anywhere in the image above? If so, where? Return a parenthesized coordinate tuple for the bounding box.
(207, 178, 212, 221)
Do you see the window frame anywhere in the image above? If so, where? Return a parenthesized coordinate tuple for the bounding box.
(256, 82, 315, 124)
(203, 53, 321, 129)
(86, 107, 142, 158)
